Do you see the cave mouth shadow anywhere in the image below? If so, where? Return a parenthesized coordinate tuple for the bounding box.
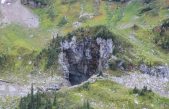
(69, 73, 90, 85)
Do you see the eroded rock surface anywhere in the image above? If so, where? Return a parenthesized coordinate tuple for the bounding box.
(140, 64, 169, 78)
(112, 72, 169, 98)
(59, 36, 113, 85)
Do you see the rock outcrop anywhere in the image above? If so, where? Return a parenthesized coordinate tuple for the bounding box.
(140, 64, 169, 78)
(21, 0, 48, 8)
(112, 72, 169, 98)
(59, 36, 113, 85)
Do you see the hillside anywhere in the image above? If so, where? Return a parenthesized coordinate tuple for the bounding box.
(1, 0, 169, 108)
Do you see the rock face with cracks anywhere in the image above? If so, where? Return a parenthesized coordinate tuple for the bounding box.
(59, 36, 113, 85)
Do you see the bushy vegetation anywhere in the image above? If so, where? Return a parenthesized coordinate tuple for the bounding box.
(133, 86, 153, 96)
(154, 19, 169, 50)
(46, 36, 62, 69)
(61, 0, 78, 4)
(103, 0, 126, 2)
(64, 25, 121, 44)
(21, 0, 52, 6)
(19, 84, 93, 109)
(19, 84, 54, 109)
(58, 16, 68, 26)
(0, 54, 7, 69)
(32, 0, 50, 5)
(34, 35, 62, 69)
(78, 100, 93, 109)
(35, 25, 124, 70)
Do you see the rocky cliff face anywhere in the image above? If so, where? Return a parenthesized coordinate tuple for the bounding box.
(59, 36, 113, 85)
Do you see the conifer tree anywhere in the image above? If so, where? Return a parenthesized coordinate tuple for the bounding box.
(30, 83, 34, 109)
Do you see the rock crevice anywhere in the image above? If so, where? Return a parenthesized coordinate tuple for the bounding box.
(59, 36, 113, 85)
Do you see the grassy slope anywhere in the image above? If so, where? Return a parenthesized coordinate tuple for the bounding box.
(40, 0, 169, 65)
(25, 80, 169, 109)
(1, 0, 169, 69)
(61, 80, 169, 109)
(116, 0, 169, 65)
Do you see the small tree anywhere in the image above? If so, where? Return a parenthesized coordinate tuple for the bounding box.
(30, 83, 34, 109)
(80, 100, 93, 109)
(45, 99, 52, 109)
(58, 16, 68, 26)
(36, 91, 41, 109)
(133, 87, 139, 94)
(53, 94, 57, 107)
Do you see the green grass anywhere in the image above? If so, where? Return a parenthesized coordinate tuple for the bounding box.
(19, 80, 169, 109)
(63, 80, 169, 109)
(105, 0, 169, 65)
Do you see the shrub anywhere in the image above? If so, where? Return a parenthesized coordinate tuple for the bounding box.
(78, 100, 93, 109)
(154, 19, 169, 50)
(19, 85, 53, 109)
(58, 16, 68, 26)
(139, 7, 153, 14)
(31, 0, 50, 5)
(47, 6, 57, 20)
(46, 36, 62, 69)
(109, 61, 117, 70)
(82, 82, 90, 91)
(21, 0, 52, 6)
(133, 87, 140, 94)
(61, 0, 77, 4)
(132, 86, 152, 96)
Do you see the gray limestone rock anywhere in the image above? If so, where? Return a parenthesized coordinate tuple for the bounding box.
(59, 36, 113, 85)
(140, 64, 169, 78)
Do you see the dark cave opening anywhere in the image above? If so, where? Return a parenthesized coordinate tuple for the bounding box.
(69, 73, 89, 85)
(65, 39, 100, 85)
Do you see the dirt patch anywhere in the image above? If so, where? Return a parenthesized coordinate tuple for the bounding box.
(0, 0, 39, 28)
(0, 81, 29, 97)
(0, 74, 69, 98)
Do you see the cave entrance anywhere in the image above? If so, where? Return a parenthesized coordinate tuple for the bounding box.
(69, 73, 89, 85)
(59, 26, 114, 85)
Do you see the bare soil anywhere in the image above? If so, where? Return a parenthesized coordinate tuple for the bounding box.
(0, 0, 39, 28)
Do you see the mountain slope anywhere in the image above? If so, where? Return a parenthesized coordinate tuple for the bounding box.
(1, 0, 169, 108)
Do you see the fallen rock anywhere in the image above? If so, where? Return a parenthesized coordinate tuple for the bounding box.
(45, 84, 61, 91)
(73, 21, 82, 28)
(79, 13, 94, 22)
